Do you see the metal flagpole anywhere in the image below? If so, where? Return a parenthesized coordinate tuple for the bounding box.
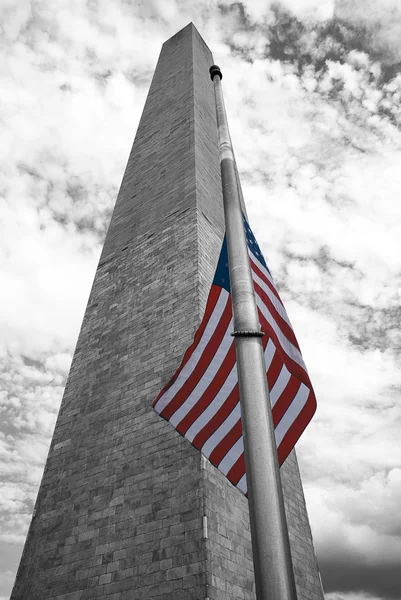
(209, 64, 298, 600)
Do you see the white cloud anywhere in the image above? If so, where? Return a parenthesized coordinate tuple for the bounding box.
(326, 593, 383, 600)
(280, 0, 335, 21)
(44, 352, 72, 374)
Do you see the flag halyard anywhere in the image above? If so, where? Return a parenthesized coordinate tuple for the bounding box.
(153, 218, 316, 495)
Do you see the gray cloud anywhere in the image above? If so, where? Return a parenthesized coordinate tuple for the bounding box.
(335, 0, 401, 65)
(321, 562, 401, 599)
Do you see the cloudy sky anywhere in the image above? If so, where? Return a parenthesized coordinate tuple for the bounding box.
(1, 0, 400, 598)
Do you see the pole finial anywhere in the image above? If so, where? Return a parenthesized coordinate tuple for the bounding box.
(209, 64, 222, 81)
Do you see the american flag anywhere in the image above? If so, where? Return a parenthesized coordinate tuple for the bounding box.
(153, 217, 316, 495)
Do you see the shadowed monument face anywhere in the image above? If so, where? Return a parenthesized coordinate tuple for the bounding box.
(10, 23, 324, 600)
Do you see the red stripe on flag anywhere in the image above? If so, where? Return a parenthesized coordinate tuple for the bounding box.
(266, 349, 283, 390)
(209, 418, 242, 467)
(227, 453, 245, 486)
(250, 257, 283, 305)
(176, 344, 236, 435)
(272, 377, 301, 427)
(277, 392, 317, 465)
(258, 312, 311, 389)
(253, 281, 300, 351)
(194, 384, 239, 449)
(161, 298, 232, 420)
(153, 285, 222, 407)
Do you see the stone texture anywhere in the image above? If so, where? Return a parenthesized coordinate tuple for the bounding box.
(11, 23, 323, 600)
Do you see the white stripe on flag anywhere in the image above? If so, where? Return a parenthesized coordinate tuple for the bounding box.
(264, 338, 275, 371)
(269, 366, 291, 407)
(255, 294, 306, 370)
(186, 364, 238, 442)
(249, 250, 277, 290)
(202, 405, 241, 458)
(252, 270, 292, 327)
(154, 288, 230, 413)
(219, 436, 243, 475)
(237, 472, 247, 494)
(169, 320, 234, 426)
(275, 383, 309, 446)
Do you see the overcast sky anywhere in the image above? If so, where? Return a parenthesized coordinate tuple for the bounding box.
(1, 1, 400, 599)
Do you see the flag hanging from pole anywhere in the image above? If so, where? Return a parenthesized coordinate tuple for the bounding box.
(153, 216, 316, 496)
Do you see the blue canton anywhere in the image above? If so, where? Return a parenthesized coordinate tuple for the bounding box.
(213, 236, 230, 292)
(213, 215, 270, 293)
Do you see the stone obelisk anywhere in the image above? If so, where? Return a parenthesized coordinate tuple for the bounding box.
(11, 24, 323, 600)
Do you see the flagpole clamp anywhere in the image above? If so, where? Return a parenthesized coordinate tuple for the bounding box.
(231, 330, 265, 337)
